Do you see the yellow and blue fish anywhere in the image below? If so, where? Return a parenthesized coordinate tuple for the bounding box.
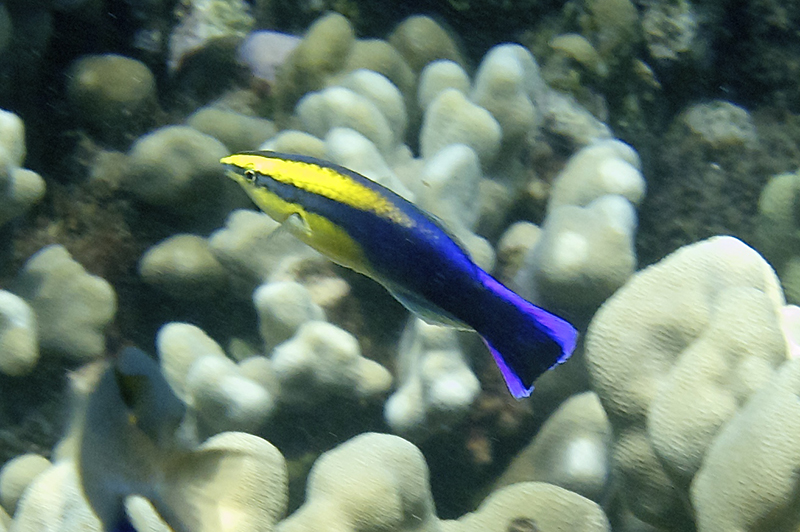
(220, 151, 578, 398)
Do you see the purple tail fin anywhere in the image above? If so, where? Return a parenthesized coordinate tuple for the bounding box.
(475, 271, 578, 398)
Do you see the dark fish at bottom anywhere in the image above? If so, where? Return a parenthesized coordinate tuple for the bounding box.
(220, 150, 578, 398)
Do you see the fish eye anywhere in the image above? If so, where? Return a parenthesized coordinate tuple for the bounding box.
(243, 169, 256, 183)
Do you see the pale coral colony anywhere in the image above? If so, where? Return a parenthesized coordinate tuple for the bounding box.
(2, 0, 800, 531)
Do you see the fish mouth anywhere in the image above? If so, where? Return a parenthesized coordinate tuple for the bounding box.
(223, 167, 246, 183)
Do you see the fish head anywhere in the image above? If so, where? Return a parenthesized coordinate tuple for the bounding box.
(221, 153, 265, 188)
(220, 152, 289, 217)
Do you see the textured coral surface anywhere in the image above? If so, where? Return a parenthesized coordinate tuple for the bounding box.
(2, 1, 800, 531)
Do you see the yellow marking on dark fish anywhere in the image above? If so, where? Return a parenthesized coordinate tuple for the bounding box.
(221, 150, 578, 398)
(221, 152, 412, 225)
(221, 155, 373, 272)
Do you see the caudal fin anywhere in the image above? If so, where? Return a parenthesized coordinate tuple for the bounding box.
(475, 271, 578, 398)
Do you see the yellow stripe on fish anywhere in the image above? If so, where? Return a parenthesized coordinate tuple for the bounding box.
(221, 150, 578, 399)
(221, 152, 378, 272)
(221, 152, 412, 226)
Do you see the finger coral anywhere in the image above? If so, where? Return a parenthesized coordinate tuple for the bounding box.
(0, 290, 38, 376)
(13, 245, 116, 363)
(276, 432, 439, 532)
(0, 109, 45, 228)
(692, 356, 800, 532)
(585, 236, 789, 528)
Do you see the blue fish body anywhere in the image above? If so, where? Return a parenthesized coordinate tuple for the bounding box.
(221, 151, 578, 398)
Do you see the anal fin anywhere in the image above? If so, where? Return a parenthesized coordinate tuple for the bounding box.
(383, 282, 471, 330)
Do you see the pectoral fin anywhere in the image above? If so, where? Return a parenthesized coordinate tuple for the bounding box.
(283, 212, 311, 238)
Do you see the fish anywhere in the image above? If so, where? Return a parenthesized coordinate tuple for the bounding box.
(79, 347, 283, 532)
(79, 347, 194, 532)
(220, 150, 578, 398)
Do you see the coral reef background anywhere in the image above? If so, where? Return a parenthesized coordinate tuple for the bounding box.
(2, 0, 800, 531)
